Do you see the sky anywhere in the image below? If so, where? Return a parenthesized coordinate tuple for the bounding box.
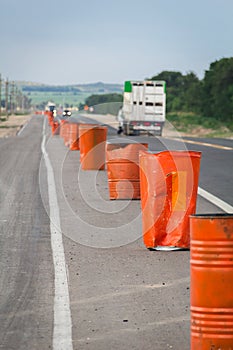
(0, 0, 233, 85)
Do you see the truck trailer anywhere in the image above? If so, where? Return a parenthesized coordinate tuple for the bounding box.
(121, 80, 166, 136)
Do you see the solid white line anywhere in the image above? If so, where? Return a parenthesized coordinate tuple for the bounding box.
(41, 118, 73, 350)
(198, 187, 233, 213)
(17, 118, 31, 136)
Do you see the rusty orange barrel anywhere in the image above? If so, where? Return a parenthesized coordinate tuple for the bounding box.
(139, 150, 202, 249)
(68, 123, 79, 150)
(59, 121, 64, 139)
(51, 121, 60, 135)
(106, 143, 148, 199)
(79, 124, 107, 170)
(64, 123, 71, 147)
(190, 214, 233, 349)
(47, 111, 54, 126)
(59, 120, 67, 139)
(60, 121, 70, 146)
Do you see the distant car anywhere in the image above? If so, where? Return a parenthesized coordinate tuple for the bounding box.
(63, 109, 72, 117)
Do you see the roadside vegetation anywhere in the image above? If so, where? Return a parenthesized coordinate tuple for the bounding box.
(85, 57, 233, 137)
(150, 57, 233, 135)
(166, 112, 232, 138)
(1, 57, 231, 137)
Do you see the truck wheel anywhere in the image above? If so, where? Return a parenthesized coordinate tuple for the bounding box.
(117, 126, 123, 135)
(123, 125, 128, 135)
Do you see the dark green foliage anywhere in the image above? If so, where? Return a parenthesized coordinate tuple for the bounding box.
(201, 57, 233, 122)
(150, 57, 233, 125)
(83, 93, 123, 115)
(151, 71, 202, 113)
(85, 93, 123, 106)
(167, 112, 233, 133)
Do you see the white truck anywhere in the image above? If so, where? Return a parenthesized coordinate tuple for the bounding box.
(121, 80, 166, 136)
(45, 102, 56, 115)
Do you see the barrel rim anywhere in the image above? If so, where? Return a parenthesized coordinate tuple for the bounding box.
(79, 124, 107, 130)
(139, 150, 202, 157)
(190, 213, 233, 219)
(106, 142, 148, 146)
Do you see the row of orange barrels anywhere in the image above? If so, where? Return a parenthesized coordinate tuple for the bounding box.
(46, 112, 233, 349)
(47, 111, 202, 249)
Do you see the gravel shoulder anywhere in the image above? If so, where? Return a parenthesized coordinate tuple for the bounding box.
(0, 114, 32, 137)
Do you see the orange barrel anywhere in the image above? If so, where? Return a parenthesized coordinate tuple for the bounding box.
(59, 120, 64, 138)
(68, 123, 79, 150)
(60, 121, 70, 146)
(64, 123, 71, 147)
(51, 121, 60, 135)
(47, 111, 54, 126)
(190, 214, 233, 349)
(106, 143, 148, 199)
(79, 124, 108, 170)
(139, 150, 202, 249)
(59, 120, 66, 141)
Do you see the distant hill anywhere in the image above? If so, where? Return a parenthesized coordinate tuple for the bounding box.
(18, 81, 123, 94)
(16, 81, 123, 109)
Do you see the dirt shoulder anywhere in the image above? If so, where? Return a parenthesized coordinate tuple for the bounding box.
(0, 114, 32, 138)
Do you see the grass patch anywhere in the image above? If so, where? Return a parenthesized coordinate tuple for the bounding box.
(0, 125, 19, 129)
(14, 112, 30, 116)
(167, 112, 233, 136)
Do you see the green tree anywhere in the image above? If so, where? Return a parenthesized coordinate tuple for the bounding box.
(151, 71, 201, 113)
(85, 93, 123, 106)
(201, 57, 233, 122)
(182, 72, 202, 113)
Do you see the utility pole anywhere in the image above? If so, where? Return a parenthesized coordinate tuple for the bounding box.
(21, 93, 25, 114)
(0, 74, 2, 119)
(15, 86, 19, 113)
(10, 81, 15, 115)
(18, 89, 21, 113)
(13, 81, 15, 114)
(5, 78, 9, 119)
(9, 82, 12, 116)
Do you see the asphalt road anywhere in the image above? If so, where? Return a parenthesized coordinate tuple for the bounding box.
(0, 116, 53, 350)
(0, 114, 232, 350)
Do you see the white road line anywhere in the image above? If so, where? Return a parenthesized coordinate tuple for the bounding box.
(170, 137, 233, 150)
(41, 118, 73, 350)
(198, 187, 233, 213)
(17, 118, 31, 136)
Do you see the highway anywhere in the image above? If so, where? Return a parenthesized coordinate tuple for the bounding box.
(0, 114, 232, 350)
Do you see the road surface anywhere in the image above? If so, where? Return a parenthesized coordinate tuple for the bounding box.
(0, 114, 232, 350)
